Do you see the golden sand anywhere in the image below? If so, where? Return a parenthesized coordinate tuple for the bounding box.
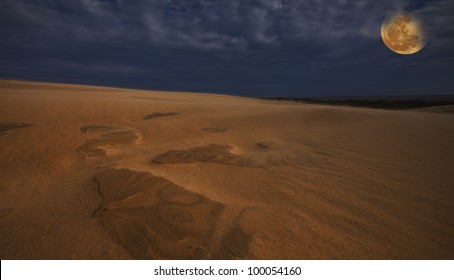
(0, 81, 453, 259)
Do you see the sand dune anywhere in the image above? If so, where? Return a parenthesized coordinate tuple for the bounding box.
(410, 105, 454, 114)
(0, 80, 453, 259)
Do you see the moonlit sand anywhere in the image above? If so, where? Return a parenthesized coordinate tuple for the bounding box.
(1, 81, 453, 259)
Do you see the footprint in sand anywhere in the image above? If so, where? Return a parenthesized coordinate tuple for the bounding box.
(255, 141, 278, 149)
(151, 143, 316, 168)
(93, 168, 252, 259)
(80, 125, 115, 134)
(0, 122, 35, 136)
(143, 112, 179, 120)
(152, 144, 238, 164)
(77, 125, 140, 157)
(202, 128, 228, 133)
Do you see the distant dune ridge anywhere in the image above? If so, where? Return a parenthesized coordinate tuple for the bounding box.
(0, 80, 453, 259)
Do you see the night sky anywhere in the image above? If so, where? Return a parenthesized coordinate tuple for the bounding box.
(1, 0, 453, 97)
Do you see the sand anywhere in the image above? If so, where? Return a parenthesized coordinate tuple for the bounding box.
(0, 80, 453, 259)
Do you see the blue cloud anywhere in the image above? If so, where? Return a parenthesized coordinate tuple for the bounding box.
(0, 0, 453, 96)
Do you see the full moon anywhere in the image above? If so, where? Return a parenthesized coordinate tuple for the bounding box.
(381, 13, 426, 55)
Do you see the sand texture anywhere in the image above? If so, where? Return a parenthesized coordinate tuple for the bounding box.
(0, 80, 453, 259)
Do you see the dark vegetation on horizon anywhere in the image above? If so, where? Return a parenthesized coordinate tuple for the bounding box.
(260, 97, 454, 110)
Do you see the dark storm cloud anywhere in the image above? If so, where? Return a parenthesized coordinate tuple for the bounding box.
(1, 0, 453, 96)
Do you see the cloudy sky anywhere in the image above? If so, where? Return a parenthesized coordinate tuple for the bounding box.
(1, 0, 453, 97)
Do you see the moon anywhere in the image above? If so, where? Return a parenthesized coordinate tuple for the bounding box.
(381, 13, 426, 55)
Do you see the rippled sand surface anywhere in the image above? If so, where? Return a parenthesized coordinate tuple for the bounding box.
(1, 80, 453, 259)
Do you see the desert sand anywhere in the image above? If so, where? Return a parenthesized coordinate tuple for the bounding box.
(0, 80, 453, 259)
